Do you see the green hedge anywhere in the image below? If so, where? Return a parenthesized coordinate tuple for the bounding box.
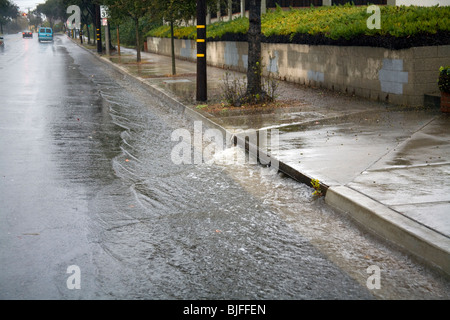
(145, 4, 450, 43)
(263, 4, 450, 40)
(146, 17, 248, 40)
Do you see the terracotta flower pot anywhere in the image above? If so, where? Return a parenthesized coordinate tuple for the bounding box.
(441, 91, 450, 113)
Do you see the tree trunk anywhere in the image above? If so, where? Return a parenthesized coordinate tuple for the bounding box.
(216, 0, 221, 21)
(108, 21, 112, 50)
(246, 0, 262, 97)
(87, 4, 95, 44)
(135, 17, 141, 62)
(80, 23, 84, 43)
(86, 23, 91, 44)
(261, 0, 267, 15)
(116, 25, 120, 55)
(170, 19, 176, 75)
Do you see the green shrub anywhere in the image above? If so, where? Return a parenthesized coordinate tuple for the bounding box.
(261, 4, 450, 40)
(145, 5, 450, 42)
(145, 17, 248, 40)
(438, 66, 450, 94)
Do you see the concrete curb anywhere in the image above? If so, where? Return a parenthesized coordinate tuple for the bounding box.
(73, 39, 449, 278)
(325, 186, 450, 277)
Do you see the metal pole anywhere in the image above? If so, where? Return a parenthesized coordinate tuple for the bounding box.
(196, 0, 207, 102)
(95, 5, 102, 54)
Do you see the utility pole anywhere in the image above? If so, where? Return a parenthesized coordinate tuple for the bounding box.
(95, 4, 102, 54)
(196, 0, 207, 102)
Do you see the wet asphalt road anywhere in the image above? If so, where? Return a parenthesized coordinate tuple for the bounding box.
(0, 34, 448, 300)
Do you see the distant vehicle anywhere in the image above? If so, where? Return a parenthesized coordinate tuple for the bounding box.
(0, 36, 4, 47)
(38, 27, 53, 42)
(23, 30, 33, 38)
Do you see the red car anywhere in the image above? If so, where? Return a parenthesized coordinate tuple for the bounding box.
(22, 31, 33, 38)
(0, 36, 4, 47)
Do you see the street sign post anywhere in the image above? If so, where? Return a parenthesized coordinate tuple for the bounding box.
(100, 6, 109, 56)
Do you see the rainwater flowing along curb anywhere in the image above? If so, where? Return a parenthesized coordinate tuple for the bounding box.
(74, 40, 450, 278)
(94, 52, 323, 192)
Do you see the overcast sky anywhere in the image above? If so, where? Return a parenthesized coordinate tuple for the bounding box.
(13, 0, 46, 13)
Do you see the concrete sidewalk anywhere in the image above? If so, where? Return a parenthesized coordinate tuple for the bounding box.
(80, 43, 450, 277)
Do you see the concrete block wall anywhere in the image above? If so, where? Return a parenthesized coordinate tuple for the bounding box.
(146, 37, 450, 107)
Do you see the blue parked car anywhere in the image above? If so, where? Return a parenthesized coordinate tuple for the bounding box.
(38, 27, 53, 42)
